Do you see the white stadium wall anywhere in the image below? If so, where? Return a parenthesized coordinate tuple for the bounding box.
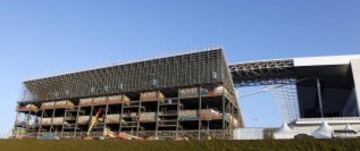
(351, 59, 360, 113)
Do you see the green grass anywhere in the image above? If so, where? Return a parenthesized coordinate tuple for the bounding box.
(1, 138, 360, 151)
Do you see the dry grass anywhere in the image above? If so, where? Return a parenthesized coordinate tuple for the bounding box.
(1, 138, 360, 151)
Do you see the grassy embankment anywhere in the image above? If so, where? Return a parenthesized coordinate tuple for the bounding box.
(0, 138, 360, 151)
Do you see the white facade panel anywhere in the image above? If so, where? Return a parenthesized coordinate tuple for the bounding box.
(351, 59, 360, 113)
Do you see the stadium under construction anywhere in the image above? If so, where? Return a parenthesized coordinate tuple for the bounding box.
(13, 46, 360, 140)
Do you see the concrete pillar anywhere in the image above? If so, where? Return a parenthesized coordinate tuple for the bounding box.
(351, 59, 360, 114)
(316, 77, 324, 118)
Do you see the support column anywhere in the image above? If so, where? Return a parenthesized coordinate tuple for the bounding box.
(351, 59, 360, 114)
(74, 105, 81, 138)
(12, 112, 19, 138)
(24, 110, 32, 136)
(206, 106, 210, 138)
(90, 105, 94, 116)
(88, 105, 94, 137)
(222, 91, 226, 139)
(175, 89, 180, 139)
(25, 111, 31, 128)
(37, 109, 45, 139)
(155, 100, 160, 138)
(118, 103, 124, 132)
(50, 109, 56, 133)
(136, 101, 141, 136)
(198, 86, 202, 140)
(316, 77, 324, 118)
(61, 101, 68, 138)
(103, 98, 109, 135)
(231, 103, 235, 139)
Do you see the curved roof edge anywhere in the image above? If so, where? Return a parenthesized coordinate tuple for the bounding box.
(230, 54, 360, 67)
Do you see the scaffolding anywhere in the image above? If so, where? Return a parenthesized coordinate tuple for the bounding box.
(14, 47, 242, 140)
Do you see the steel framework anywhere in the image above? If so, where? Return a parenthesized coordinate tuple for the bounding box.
(22, 48, 235, 103)
(229, 59, 295, 87)
(269, 80, 300, 123)
(14, 47, 242, 140)
(230, 59, 300, 124)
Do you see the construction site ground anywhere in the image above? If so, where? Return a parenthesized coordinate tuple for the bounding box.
(1, 138, 360, 151)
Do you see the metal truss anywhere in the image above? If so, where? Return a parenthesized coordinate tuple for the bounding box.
(229, 59, 295, 87)
(22, 48, 235, 102)
(268, 79, 300, 123)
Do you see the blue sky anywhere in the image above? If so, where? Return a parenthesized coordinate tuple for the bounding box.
(0, 0, 359, 135)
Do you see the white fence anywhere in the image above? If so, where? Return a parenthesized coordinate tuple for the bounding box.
(233, 128, 265, 140)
